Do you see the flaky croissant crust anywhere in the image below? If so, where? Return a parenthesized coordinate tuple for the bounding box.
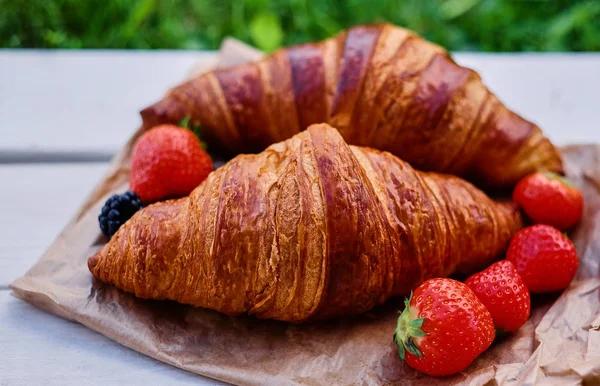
(89, 124, 522, 322)
(142, 23, 562, 188)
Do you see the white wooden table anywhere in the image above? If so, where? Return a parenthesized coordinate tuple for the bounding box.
(1, 50, 599, 385)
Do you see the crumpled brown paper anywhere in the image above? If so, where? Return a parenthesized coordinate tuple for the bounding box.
(10, 39, 600, 386)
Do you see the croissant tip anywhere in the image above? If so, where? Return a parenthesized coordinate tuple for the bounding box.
(88, 253, 100, 273)
(140, 98, 184, 129)
(139, 103, 156, 118)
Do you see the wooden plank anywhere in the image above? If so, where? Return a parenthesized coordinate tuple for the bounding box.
(0, 291, 223, 385)
(0, 163, 225, 384)
(0, 50, 216, 157)
(1, 51, 599, 157)
(455, 54, 600, 146)
(0, 163, 108, 286)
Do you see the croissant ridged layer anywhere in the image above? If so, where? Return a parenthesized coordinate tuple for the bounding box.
(89, 124, 522, 322)
(141, 23, 562, 188)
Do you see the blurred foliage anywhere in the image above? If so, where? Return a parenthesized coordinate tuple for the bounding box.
(1, 0, 599, 52)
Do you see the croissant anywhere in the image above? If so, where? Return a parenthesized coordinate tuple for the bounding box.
(89, 124, 522, 322)
(141, 23, 562, 188)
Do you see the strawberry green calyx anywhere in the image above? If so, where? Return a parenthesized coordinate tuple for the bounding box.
(178, 116, 208, 150)
(544, 172, 573, 187)
(178, 116, 192, 129)
(393, 293, 426, 361)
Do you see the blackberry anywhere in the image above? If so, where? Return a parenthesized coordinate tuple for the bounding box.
(98, 191, 143, 238)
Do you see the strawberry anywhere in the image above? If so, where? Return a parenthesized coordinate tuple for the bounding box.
(507, 224, 579, 293)
(394, 278, 495, 377)
(513, 172, 583, 230)
(465, 260, 530, 332)
(130, 124, 213, 204)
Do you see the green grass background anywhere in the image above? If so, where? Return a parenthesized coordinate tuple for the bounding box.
(2, 0, 599, 52)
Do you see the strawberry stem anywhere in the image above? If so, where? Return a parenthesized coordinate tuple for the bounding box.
(178, 116, 191, 129)
(394, 293, 426, 361)
(178, 115, 208, 150)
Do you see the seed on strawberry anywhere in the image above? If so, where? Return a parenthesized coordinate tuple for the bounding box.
(507, 224, 579, 293)
(465, 260, 530, 332)
(513, 172, 583, 230)
(394, 278, 495, 377)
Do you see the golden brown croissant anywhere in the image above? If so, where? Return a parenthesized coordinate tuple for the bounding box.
(89, 124, 522, 322)
(141, 23, 562, 188)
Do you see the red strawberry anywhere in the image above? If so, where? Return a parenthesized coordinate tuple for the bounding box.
(465, 260, 530, 332)
(130, 124, 213, 204)
(513, 172, 583, 230)
(506, 224, 578, 293)
(394, 278, 495, 377)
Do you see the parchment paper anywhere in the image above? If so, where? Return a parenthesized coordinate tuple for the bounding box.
(10, 39, 600, 386)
